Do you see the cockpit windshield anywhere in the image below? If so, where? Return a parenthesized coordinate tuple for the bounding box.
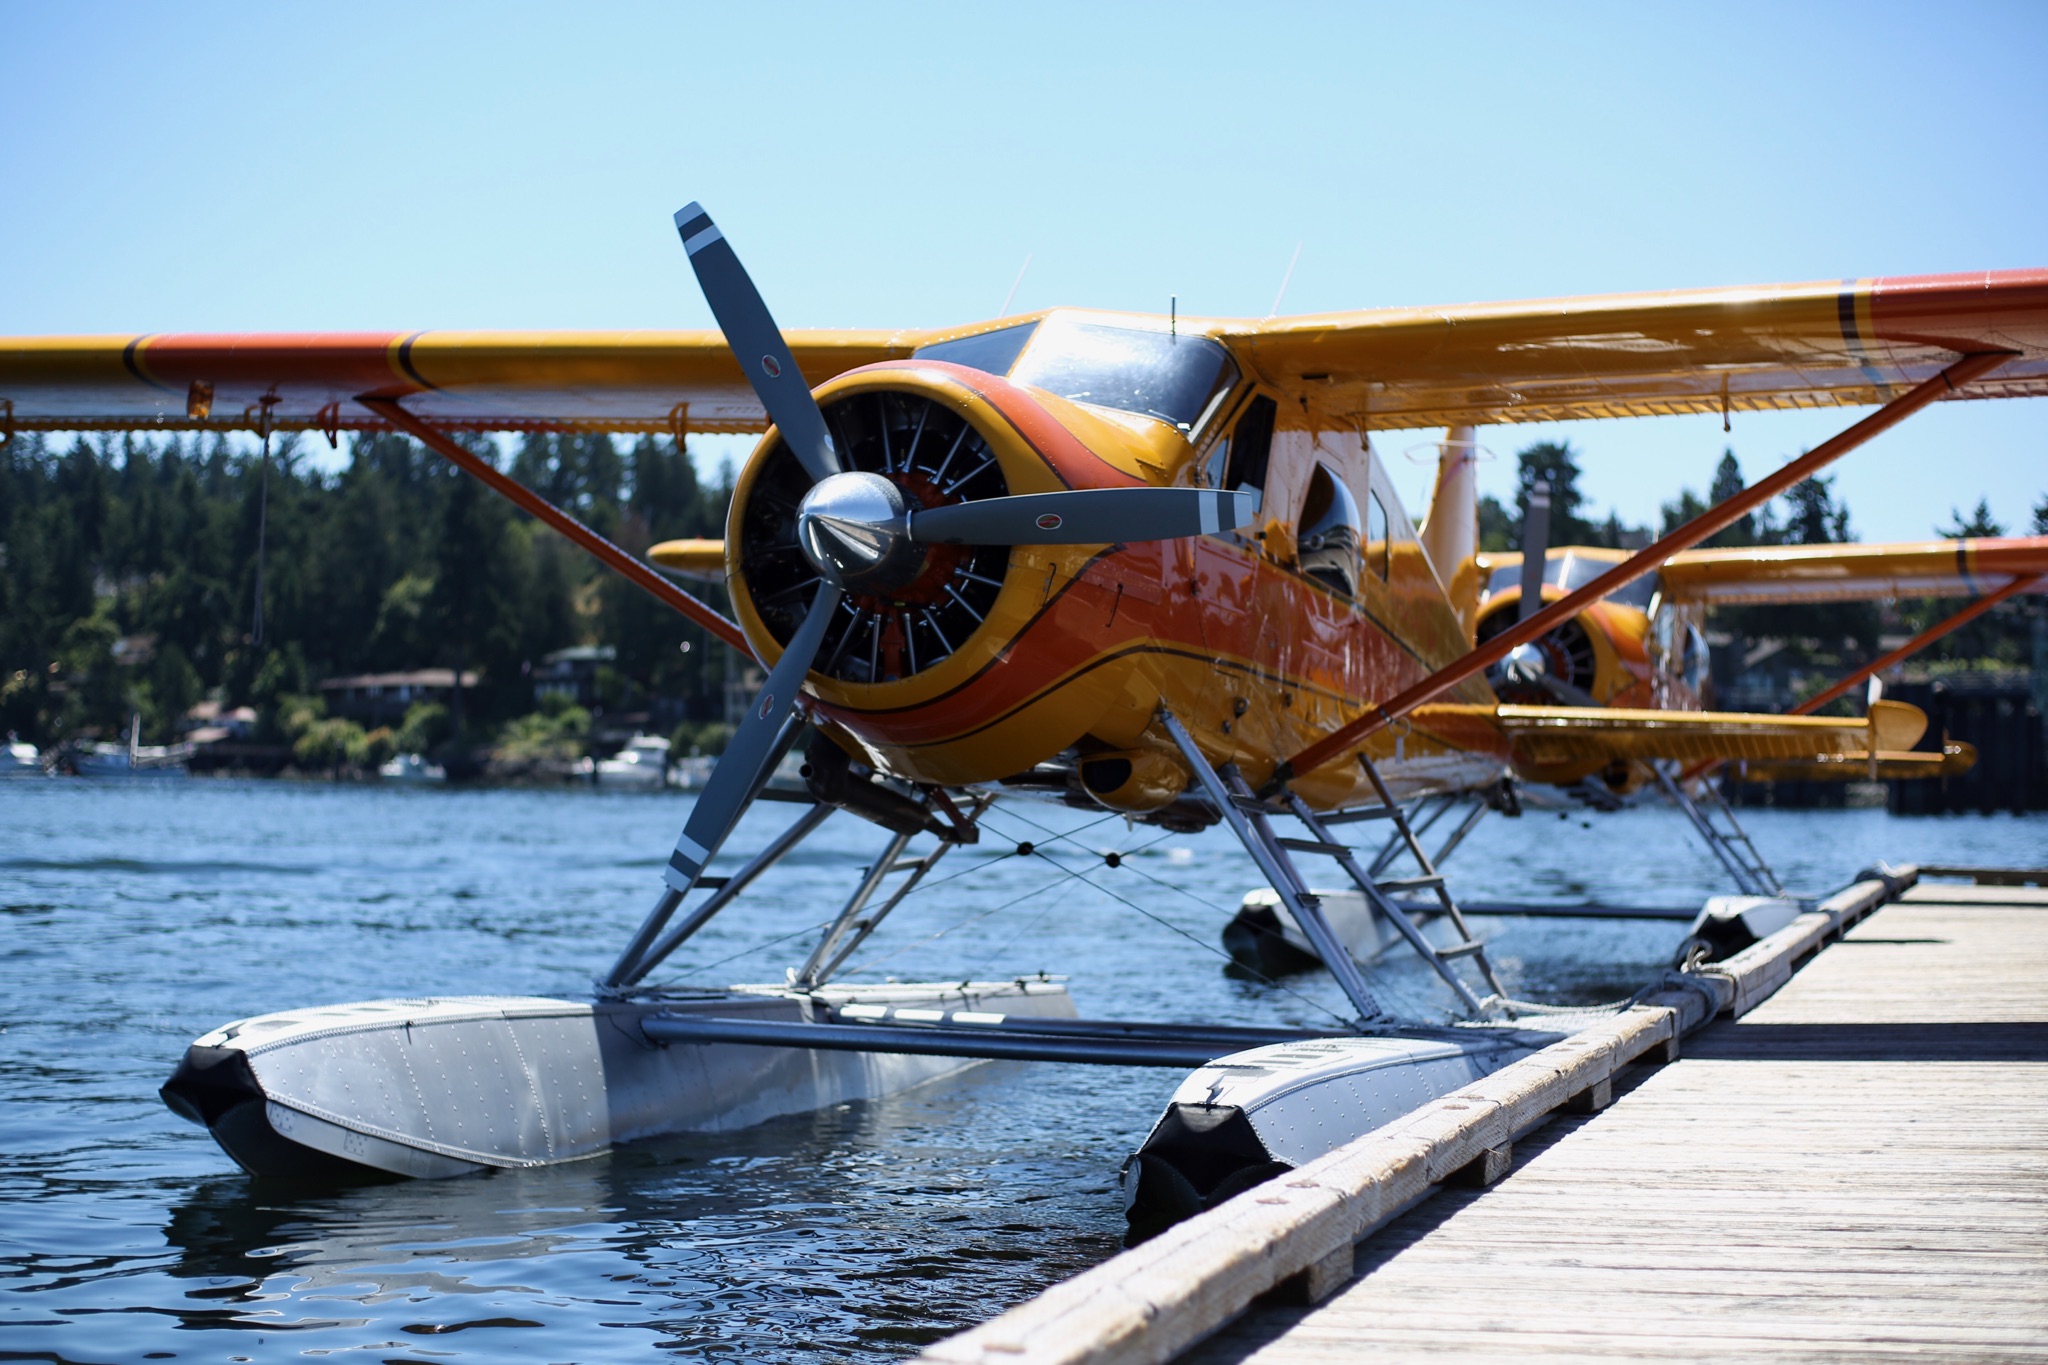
(911, 321, 1039, 377)
(1007, 316, 1238, 430)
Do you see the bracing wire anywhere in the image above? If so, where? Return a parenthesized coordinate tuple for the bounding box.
(251, 420, 272, 646)
(1015, 837, 1356, 1029)
(657, 916, 841, 986)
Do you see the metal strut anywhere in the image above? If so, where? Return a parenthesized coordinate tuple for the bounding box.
(1282, 755, 1508, 1015)
(607, 800, 835, 990)
(793, 792, 991, 989)
(1159, 711, 1386, 1026)
(1652, 764, 1784, 898)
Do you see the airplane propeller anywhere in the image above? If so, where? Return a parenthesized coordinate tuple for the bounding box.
(658, 202, 1256, 897)
(1491, 479, 1595, 707)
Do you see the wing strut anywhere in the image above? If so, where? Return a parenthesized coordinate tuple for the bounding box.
(1268, 350, 2015, 790)
(358, 396, 753, 657)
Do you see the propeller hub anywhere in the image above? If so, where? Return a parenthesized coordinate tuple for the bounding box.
(796, 471, 922, 591)
(1498, 642, 1552, 687)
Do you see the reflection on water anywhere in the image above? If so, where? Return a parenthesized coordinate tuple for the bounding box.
(1, 779, 2040, 1360)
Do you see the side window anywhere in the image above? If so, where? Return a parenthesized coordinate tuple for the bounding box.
(1222, 394, 1276, 513)
(1366, 489, 1389, 581)
(1298, 463, 1363, 598)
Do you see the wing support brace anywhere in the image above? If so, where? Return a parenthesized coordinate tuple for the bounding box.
(358, 396, 753, 657)
(1269, 351, 2016, 790)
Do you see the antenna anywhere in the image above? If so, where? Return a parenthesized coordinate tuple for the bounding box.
(1269, 242, 1303, 317)
(1000, 252, 1032, 316)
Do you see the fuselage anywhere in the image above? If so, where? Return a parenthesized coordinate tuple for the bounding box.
(723, 310, 1507, 811)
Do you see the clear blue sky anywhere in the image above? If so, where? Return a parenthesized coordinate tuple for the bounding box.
(5, 1, 2044, 540)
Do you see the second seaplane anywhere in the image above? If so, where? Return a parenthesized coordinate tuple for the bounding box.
(9, 204, 2045, 1221)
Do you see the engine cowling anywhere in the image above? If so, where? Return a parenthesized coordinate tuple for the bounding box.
(1472, 587, 1655, 710)
(732, 383, 1014, 686)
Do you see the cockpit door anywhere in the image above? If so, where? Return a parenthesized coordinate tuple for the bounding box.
(1201, 392, 1277, 518)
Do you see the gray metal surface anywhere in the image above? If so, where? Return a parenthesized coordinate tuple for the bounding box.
(910, 487, 1256, 545)
(1153, 1030, 1559, 1169)
(179, 980, 1080, 1179)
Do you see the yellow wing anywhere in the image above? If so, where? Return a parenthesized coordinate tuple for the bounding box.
(1215, 269, 2048, 429)
(7, 269, 2045, 439)
(0, 329, 920, 436)
(1657, 535, 2048, 606)
(1417, 699, 1927, 785)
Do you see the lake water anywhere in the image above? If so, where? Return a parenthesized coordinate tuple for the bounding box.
(1, 777, 2040, 1361)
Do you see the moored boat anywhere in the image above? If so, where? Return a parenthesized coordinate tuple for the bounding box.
(595, 733, 670, 788)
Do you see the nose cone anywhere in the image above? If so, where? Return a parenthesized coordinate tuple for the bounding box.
(797, 471, 915, 590)
(1500, 641, 1551, 686)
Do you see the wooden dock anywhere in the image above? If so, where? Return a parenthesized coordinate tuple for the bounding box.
(923, 868, 2048, 1365)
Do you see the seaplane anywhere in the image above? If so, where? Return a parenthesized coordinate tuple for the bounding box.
(7, 208, 2046, 1231)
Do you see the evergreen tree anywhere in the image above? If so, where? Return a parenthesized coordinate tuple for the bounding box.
(1476, 494, 1514, 553)
(0, 426, 735, 751)
(1706, 450, 1754, 546)
(1939, 498, 2005, 539)
(1510, 440, 1595, 548)
(1780, 474, 1851, 545)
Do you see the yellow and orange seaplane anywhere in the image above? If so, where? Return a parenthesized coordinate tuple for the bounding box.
(9, 205, 2045, 1211)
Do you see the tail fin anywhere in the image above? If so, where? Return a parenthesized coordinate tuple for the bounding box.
(1418, 426, 1482, 633)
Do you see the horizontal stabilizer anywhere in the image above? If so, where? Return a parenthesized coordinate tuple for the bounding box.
(648, 537, 726, 580)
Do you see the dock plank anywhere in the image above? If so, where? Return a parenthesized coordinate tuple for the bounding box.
(1184, 896, 2048, 1364)
(1900, 882, 2048, 906)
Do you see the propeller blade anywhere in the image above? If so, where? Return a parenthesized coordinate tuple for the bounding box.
(673, 202, 840, 484)
(908, 487, 1256, 546)
(661, 581, 844, 894)
(1517, 481, 1551, 623)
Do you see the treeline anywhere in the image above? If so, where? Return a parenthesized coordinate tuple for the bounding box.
(0, 429, 734, 749)
(3, 430, 2039, 754)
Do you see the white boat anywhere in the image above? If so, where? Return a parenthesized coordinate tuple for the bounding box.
(665, 748, 799, 791)
(377, 752, 447, 783)
(73, 742, 190, 776)
(595, 733, 670, 788)
(668, 753, 717, 789)
(73, 714, 190, 777)
(0, 737, 45, 776)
